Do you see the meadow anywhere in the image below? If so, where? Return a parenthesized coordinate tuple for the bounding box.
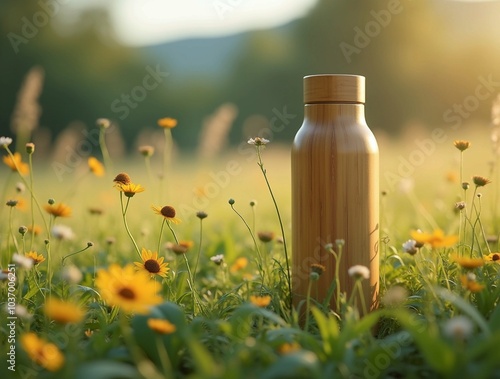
(1, 117, 499, 379)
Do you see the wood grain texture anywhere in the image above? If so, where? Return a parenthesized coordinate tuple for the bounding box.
(291, 103, 379, 313)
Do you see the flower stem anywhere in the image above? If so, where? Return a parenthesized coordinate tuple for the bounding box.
(256, 147, 292, 312)
(304, 279, 313, 332)
(193, 217, 204, 282)
(99, 127, 113, 173)
(120, 193, 141, 258)
(157, 219, 166, 254)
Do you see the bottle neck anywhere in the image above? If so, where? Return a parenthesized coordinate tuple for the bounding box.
(304, 103, 366, 124)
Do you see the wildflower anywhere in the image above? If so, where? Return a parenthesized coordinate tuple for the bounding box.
(250, 295, 272, 307)
(25, 251, 45, 265)
(96, 118, 111, 129)
(44, 203, 72, 218)
(3, 152, 29, 175)
(230, 257, 248, 273)
(88, 157, 105, 177)
(381, 286, 408, 307)
(196, 210, 208, 219)
(460, 273, 485, 292)
(138, 145, 155, 157)
(51, 225, 75, 240)
(113, 172, 131, 185)
(472, 176, 491, 187)
(348, 265, 370, 280)
(147, 318, 176, 335)
(410, 229, 458, 248)
(19, 226, 28, 235)
(28, 225, 42, 236)
(446, 171, 458, 183)
(157, 117, 178, 129)
(134, 248, 169, 278)
(44, 298, 85, 324)
(250, 200, 257, 207)
(151, 205, 181, 224)
(210, 254, 224, 265)
(451, 255, 484, 270)
(0, 136, 13, 148)
(116, 183, 145, 198)
(455, 201, 466, 211)
(484, 252, 500, 262)
(277, 342, 301, 355)
(61, 265, 82, 284)
(310, 263, 326, 276)
(7, 304, 32, 319)
(84, 329, 93, 338)
(6, 199, 18, 207)
(257, 231, 275, 243)
(95, 264, 162, 314)
(168, 241, 193, 255)
(402, 239, 418, 255)
(13, 253, 34, 270)
(25, 142, 35, 154)
(443, 316, 474, 340)
(335, 239, 345, 247)
(454, 140, 471, 152)
(247, 137, 269, 146)
(21, 333, 64, 372)
(462, 182, 470, 190)
(228, 198, 235, 205)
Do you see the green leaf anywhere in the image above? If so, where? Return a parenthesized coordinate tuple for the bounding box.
(261, 351, 322, 379)
(75, 360, 140, 379)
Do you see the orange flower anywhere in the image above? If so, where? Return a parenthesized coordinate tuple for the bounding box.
(460, 274, 485, 292)
(147, 318, 176, 334)
(88, 157, 105, 177)
(230, 257, 248, 273)
(157, 117, 177, 129)
(451, 255, 484, 270)
(410, 229, 458, 248)
(44, 203, 72, 218)
(3, 152, 29, 175)
(250, 295, 272, 307)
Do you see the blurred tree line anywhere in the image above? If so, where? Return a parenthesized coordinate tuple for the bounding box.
(1, 0, 500, 153)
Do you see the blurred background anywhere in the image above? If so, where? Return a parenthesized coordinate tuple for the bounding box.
(2, 0, 500, 157)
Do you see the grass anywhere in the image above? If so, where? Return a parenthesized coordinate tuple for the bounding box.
(0, 121, 499, 379)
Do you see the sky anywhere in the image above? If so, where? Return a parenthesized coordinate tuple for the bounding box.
(62, 0, 318, 46)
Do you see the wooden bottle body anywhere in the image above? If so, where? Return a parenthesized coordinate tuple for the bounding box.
(291, 103, 379, 311)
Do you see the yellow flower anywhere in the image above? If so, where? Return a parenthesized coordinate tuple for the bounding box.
(157, 117, 177, 129)
(21, 333, 64, 371)
(310, 263, 326, 276)
(44, 298, 85, 324)
(25, 251, 45, 265)
(147, 318, 176, 334)
(410, 229, 458, 248)
(484, 252, 500, 262)
(88, 157, 105, 177)
(168, 240, 194, 255)
(151, 205, 181, 224)
(250, 295, 272, 307)
(277, 342, 301, 355)
(95, 264, 162, 314)
(460, 274, 485, 292)
(44, 203, 72, 218)
(230, 257, 248, 273)
(3, 152, 29, 175)
(134, 248, 169, 278)
(451, 255, 484, 270)
(116, 183, 145, 198)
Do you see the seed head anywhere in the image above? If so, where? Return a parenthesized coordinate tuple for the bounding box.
(196, 211, 208, 219)
(472, 176, 491, 187)
(113, 172, 131, 185)
(25, 142, 35, 154)
(453, 140, 470, 152)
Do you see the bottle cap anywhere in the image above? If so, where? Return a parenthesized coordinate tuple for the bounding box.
(304, 74, 365, 104)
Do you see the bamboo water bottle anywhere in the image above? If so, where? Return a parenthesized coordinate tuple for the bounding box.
(291, 74, 379, 312)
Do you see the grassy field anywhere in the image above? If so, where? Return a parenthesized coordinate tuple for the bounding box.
(1, 120, 499, 379)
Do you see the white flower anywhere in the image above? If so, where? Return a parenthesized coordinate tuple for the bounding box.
(0, 136, 13, 148)
(61, 265, 83, 284)
(348, 265, 370, 280)
(0, 270, 10, 280)
(247, 137, 269, 146)
(381, 286, 408, 307)
(402, 239, 417, 255)
(51, 224, 75, 240)
(3, 304, 32, 320)
(210, 254, 224, 265)
(443, 316, 474, 340)
(12, 253, 34, 270)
